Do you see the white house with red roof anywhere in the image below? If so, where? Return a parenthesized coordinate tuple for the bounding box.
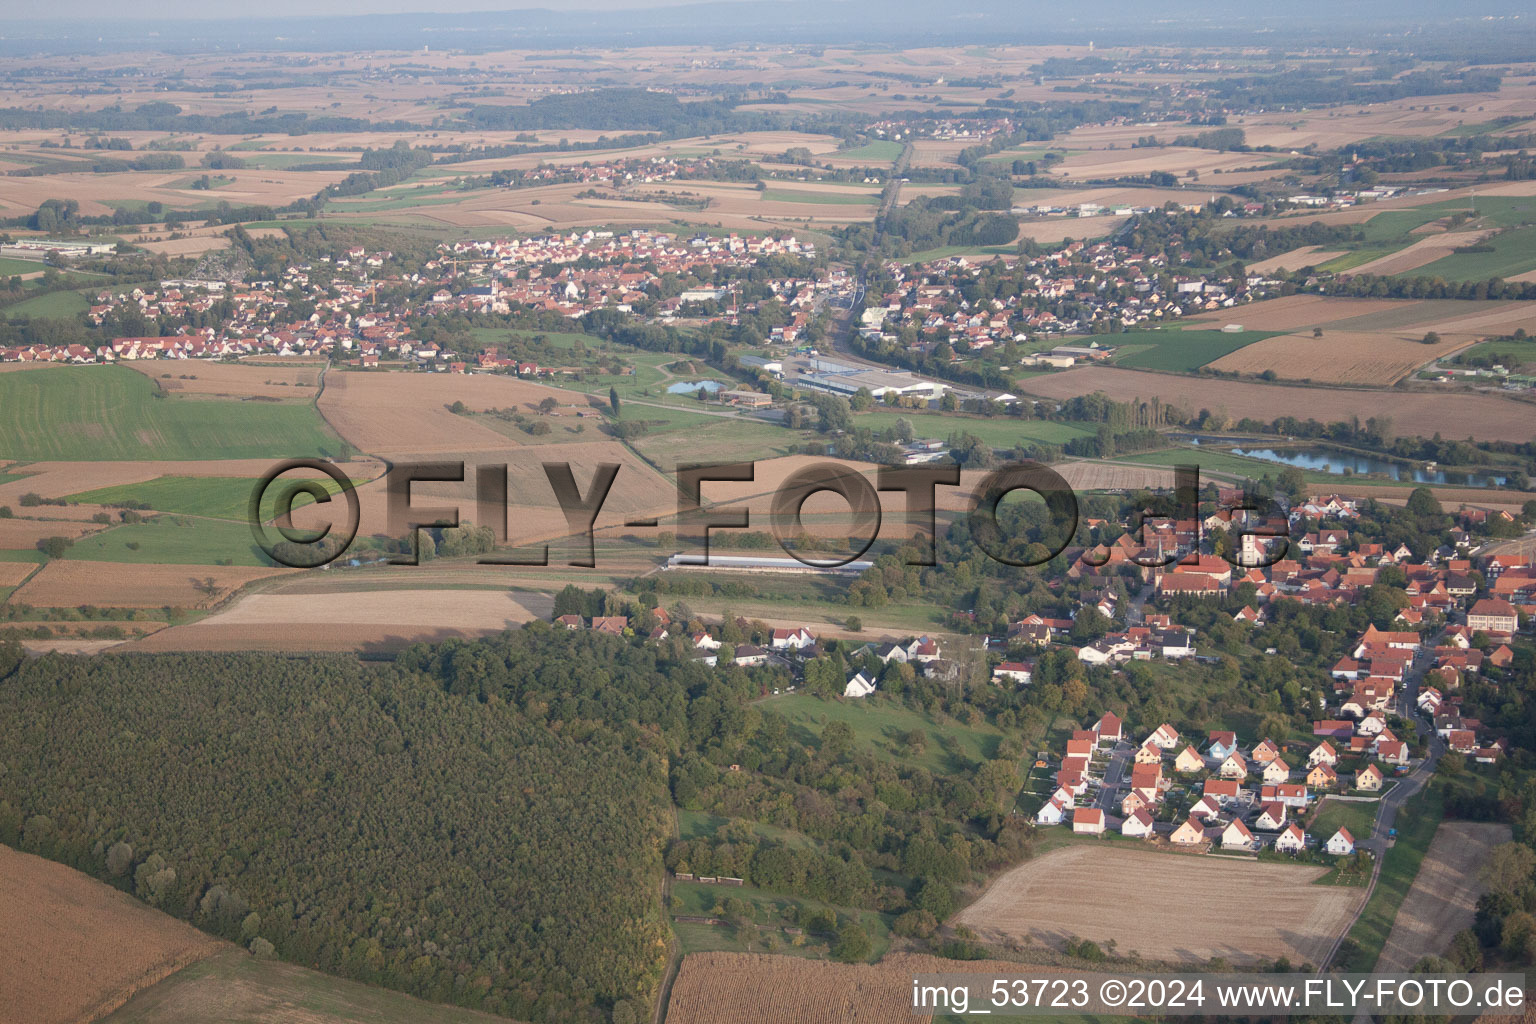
(1255, 802, 1287, 830)
(1122, 808, 1156, 838)
(1325, 828, 1356, 855)
(1036, 795, 1068, 826)
(1092, 712, 1124, 745)
(769, 626, 816, 650)
(1221, 819, 1255, 851)
(1275, 823, 1306, 853)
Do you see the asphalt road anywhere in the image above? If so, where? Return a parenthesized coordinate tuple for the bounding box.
(1317, 626, 1447, 970)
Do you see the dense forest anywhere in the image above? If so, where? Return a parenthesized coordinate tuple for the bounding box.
(0, 648, 670, 1023)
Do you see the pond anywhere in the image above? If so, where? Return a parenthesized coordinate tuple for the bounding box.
(666, 380, 725, 395)
(1222, 445, 1509, 487)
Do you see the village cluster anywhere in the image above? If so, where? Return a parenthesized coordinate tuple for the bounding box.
(861, 243, 1261, 356)
(0, 230, 834, 366)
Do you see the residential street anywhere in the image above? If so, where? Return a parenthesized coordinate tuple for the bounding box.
(1318, 626, 1448, 969)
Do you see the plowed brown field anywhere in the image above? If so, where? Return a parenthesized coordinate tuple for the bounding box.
(11, 561, 285, 608)
(0, 844, 223, 1024)
(667, 952, 1076, 1024)
(954, 844, 1362, 965)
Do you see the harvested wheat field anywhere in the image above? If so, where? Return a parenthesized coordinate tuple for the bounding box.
(319, 370, 577, 455)
(0, 562, 39, 587)
(1015, 214, 1119, 243)
(12, 561, 285, 608)
(954, 845, 1362, 965)
(667, 952, 1074, 1024)
(1207, 329, 1470, 385)
(1021, 367, 1536, 444)
(1054, 461, 1193, 491)
(129, 587, 554, 652)
(279, 440, 678, 547)
(127, 359, 325, 400)
(1186, 295, 1409, 332)
(0, 518, 100, 549)
(1245, 246, 1348, 275)
(1376, 822, 1511, 973)
(0, 844, 224, 1024)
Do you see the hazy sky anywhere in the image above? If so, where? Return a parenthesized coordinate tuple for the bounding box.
(8, 0, 716, 18)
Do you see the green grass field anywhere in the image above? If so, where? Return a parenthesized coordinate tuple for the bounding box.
(1107, 328, 1280, 372)
(854, 410, 1095, 448)
(1415, 225, 1536, 282)
(103, 949, 506, 1024)
(0, 256, 46, 277)
(65, 474, 360, 522)
(772, 691, 1010, 777)
(1361, 195, 1536, 244)
(1310, 797, 1377, 842)
(63, 516, 274, 566)
(2, 288, 91, 318)
(835, 140, 904, 163)
(0, 364, 343, 461)
(1452, 337, 1536, 370)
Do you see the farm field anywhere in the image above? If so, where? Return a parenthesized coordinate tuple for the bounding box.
(1207, 330, 1458, 385)
(0, 844, 224, 1024)
(1416, 225, 1536, 282)
(125, 358, 326, 401)
(1108, 328, 1280, 372)
(954, 844, 1363, 965)
(11, 560, 284, 608)
(0, 364, 343, 461)
(0, 288, 91, 318)
(665, 952, 1076, 1024)
(1244, 246, 1348, 275)
(64, 474, 359, 523)
(1342, 228, 1496, 277)
(0, 256, 46, 277)
(1206, 298, 1536, 384)
(1452, 337, 1536, 370)
(104, 949, 515, 1024)
(128, 586, 555, 652)
(1374, 821, 1510, 973)
(1018, 366, 1536, 443)
(62, 516, 281, 566)
(852, 410, 1095, 447)
(0, 516, 102, 549)
(1184, 295, 1422, 333)
(318, 368, 579, 455)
